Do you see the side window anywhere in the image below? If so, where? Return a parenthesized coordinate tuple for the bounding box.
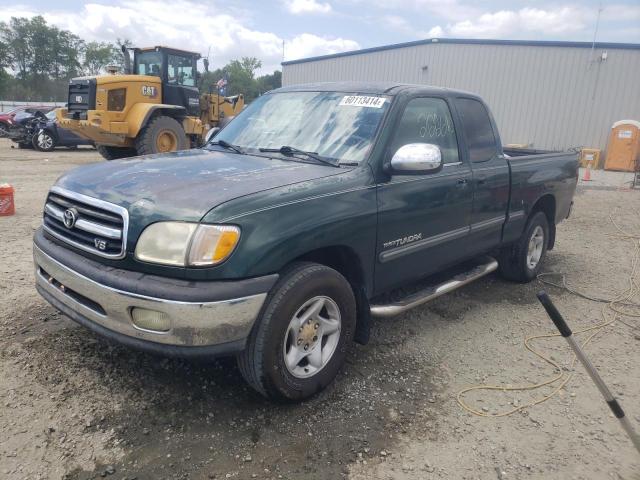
(390, 97, 459, 164)
(455, 98, 498, 163)
(168, 55, 195, 87)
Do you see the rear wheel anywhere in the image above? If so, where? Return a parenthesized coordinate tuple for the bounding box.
(32, 130, 56, 152)
(499, 211, 549, 282)
(135, 115, 187, 156)
(96, 145, 137, 161)
(238, 262, 356, 402)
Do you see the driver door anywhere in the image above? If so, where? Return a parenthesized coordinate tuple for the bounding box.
(375, 96, 473, 293)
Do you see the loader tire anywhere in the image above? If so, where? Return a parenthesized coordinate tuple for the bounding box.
(96, 145, 137, 161)
(135, 115, 188, 156)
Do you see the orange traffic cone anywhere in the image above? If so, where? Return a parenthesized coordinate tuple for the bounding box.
(582, 162, 592, 182)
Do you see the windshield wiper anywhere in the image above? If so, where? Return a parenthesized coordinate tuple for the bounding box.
(210, 139, 244, 154)
(259, 145, 339, 168)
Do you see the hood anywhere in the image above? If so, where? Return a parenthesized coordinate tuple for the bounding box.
(55, 148, 350, 227)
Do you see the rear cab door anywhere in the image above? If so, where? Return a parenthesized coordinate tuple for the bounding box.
(452, 96, 510, 255)
(374, 92, 473, 293)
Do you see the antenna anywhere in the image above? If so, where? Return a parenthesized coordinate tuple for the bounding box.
(590, 2, 603, 62)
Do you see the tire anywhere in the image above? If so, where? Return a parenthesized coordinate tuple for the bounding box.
(499, 211, 549, 283)
(96, 145, 137, 161)
(32, 130, 56, 152)
(135, 115, 188, 156)
(238, 262, 356, 402)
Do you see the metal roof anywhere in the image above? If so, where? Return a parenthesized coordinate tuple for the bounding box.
(282, 37, 640, 66)
(136, 46, 201, 57)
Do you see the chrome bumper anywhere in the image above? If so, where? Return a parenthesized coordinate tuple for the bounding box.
(34, 245, 267, 349)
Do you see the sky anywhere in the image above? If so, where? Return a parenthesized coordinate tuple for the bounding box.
(1, 0, 639, 74)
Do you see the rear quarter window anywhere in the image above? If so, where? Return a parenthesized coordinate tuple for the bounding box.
(455, 98, 498, 163)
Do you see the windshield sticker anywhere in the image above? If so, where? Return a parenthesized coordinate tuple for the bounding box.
(339, 96, 386, 108)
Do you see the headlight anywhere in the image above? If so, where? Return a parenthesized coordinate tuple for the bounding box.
(135, 222, 240, 267)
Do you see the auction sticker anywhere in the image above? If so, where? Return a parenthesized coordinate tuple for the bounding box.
(339, 96, 386, 108)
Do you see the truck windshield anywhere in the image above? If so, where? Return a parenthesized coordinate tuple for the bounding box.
(213, 91, 390, 164)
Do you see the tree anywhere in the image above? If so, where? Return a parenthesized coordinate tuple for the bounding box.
(257, 70, 281, 94)
(114, 38, 133, 71)
(83, 41, 119, 75)
(0, 17, 282, 103)
(1, 17, 31, 78)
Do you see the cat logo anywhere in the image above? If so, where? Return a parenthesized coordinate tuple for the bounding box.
(141, 86, 157, 97)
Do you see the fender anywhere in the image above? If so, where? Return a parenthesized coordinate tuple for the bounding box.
(126, 103, 186, 138)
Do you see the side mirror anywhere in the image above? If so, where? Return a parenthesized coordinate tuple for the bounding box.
(390, 143, 442, 174)
(204, 127, 221, 144)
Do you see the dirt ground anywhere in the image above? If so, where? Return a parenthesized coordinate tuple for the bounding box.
(1, 137, 639, 480)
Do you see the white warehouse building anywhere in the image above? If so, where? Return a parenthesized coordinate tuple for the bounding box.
(281, 38, 640, 152)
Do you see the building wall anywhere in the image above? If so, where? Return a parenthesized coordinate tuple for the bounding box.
(282, 41, 640, 152)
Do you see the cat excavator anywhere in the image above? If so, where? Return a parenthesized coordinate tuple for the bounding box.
(56, 45, 243, 160)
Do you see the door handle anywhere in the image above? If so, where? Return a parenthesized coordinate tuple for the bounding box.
(456, 178, 468, 186)
(476, 176, 487, 185)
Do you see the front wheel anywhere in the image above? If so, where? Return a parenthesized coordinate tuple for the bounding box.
(499, 211, 549, 282)
(32, 130, 56, 151)
(238, 262, 356, 402)
(135, 115, 188, 155)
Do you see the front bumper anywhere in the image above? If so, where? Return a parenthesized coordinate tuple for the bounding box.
(33, 229, 277, 357)
(56, 108, 129, 146)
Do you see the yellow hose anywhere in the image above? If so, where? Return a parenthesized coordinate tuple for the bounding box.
(457, 209, 640, 417)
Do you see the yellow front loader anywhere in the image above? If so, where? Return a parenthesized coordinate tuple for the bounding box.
(56, 46, 244, 160)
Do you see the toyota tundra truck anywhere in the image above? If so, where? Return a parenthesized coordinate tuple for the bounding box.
(33, 83, 578, 401)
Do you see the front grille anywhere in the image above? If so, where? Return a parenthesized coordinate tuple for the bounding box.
(67, 78, 96, 120)
(43, 186, 128, 259)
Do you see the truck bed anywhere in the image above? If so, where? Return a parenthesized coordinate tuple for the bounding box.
(502, 147, 579, 244)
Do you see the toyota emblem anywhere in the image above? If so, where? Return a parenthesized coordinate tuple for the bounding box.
(63, 208, 78, 229)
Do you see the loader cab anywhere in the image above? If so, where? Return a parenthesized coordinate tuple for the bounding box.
(133, 46, 201, 116)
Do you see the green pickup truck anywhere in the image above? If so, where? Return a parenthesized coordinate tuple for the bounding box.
(34, 82, 578, 401)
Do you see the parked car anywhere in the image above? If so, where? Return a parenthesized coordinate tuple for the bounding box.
(0, 105, 54, 130)
(0, 109, 50, 149)
(32, 110, 94, 151)
(33, 83, 578, 401)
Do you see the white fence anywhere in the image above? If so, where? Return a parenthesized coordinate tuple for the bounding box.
(1, 100, 65, 111)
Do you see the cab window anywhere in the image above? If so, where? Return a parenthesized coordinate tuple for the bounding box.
(135, 51, 162, 77)
(168, 55, 195, 87)
(390, 97, 460, 164)
(455, 98, 498, 163)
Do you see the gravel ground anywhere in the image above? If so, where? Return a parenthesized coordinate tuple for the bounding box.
(1, 138, 639, 480)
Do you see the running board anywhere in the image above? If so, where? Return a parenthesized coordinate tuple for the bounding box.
(370, 256, 499, 318)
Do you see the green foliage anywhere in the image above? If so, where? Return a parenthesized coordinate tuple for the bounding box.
(198, 57, 281, 102)
(84, 41, 119, 75)
(0, 17, 281, 102)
